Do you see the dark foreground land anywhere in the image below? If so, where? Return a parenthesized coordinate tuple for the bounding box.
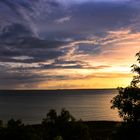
(0, 120, 140, 140)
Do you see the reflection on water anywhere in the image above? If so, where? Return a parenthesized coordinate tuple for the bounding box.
(0, 90, 121, 124)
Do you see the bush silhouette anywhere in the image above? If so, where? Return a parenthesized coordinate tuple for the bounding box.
(7, 119, 24, 128)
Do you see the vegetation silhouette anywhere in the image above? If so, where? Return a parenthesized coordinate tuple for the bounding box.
(111, 51, 140, 123)
(0, 109, 92, 140)
(42, 108, 90, 140)
(1, 109, 140, 139)
(0, 109, 122, 140)
(109, 51, 140, 140)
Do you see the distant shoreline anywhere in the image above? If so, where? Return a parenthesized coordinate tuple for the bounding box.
(0, 89, 117, 94)
(0, 88, 116, 90)
(0, 88, 117, 91)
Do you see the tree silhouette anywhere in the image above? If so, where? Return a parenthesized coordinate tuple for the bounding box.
(111, 51, 140, 123)
(42, 109, 58, 124)
(7, 119, 24, 128)
(42, 109, 91, 140)
(131, 52, 140, 87)
(42, 108, 75, 125)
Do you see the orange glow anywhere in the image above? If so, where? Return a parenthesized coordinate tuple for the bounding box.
(37, 72, 133, 89)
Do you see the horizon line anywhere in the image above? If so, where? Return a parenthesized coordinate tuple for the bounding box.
(0, 88, 117, 91)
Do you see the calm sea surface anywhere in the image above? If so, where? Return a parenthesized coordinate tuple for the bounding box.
(0, 89, 121, 124)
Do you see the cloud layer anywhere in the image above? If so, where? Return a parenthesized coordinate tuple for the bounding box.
(0, 0, 140, 89)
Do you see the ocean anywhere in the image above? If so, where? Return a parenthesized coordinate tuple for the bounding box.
(0, 89, 121, 124)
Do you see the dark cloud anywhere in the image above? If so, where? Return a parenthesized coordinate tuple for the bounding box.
(76, 44, 101, 55)
(39, 1, 139, 40)
(1, 0, 33, 12)
(40, 60, 84, 69)
(0, 23, 66, 63)
(1, 0, 139, 39)
(1, 23, 33, 39)
(0, 64, 76, 89)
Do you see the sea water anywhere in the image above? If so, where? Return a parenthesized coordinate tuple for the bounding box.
(0, 89, 121, 124)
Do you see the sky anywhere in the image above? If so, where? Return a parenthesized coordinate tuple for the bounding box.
(0, 0, 140, 89)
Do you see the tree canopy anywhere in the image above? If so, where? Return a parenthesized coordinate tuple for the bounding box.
(111, 51, 140, 123)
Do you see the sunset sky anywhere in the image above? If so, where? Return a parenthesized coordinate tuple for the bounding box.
(0, 0, 140, 89)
